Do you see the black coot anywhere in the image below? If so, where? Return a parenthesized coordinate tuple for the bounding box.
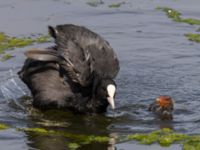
(19, 24, 120, 114)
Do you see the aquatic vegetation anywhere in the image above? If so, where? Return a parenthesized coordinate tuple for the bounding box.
(4, 126, 200, 149)
(157, 7, 200, 25)
(157, 7, 200, 43)
(21, 127, 109, 146)
(68, 143, 80, 150)
(185, 33, 200, 43)
(86, 0, 104, 7)
(22, 127, 54, 134)
(0, 32, 50, 61)
(108, 2, 125, 8)
(128, 128, 173, 145)
(157, 7, 181, 22)
(1, 54, 14, 61)
(183, 138, 200, 150)
(0, 123, 9, 130)
(128, 128, 200, 149)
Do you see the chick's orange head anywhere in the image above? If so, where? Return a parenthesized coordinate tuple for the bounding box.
(156, 96, 173, 108)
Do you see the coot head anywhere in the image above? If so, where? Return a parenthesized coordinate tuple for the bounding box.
(94, 78, 116, 110)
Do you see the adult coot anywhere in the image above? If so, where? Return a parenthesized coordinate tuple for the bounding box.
(19, 24, 120, 114)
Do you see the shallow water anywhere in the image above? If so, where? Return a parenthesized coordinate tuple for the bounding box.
(0, 0, 200, 149)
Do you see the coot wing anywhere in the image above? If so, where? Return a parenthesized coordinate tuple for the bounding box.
(86, 43, 119, 79)
(57, 38, 93, 87)
(54, 24, 120, 79)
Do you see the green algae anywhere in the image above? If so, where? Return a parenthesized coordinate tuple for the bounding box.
(0, 123, 9, 130)
(22, 127, 54, 134)
(21, 127, 109, 145)
(86, 0, 104, 7)
(1, 126, 200, 150)
(0, 32, 50, 61)
(127, 128, 200, 149)
(68, 143, 80, 150)
(185, 33, 200, 43)
(157, 7, 200, 43)
(21, 127, 110, 149)
(157, 7, 181, 22)
(108, 2, 125, 8)
(183, 139, 200, 150)
(0, 33, 50, 52)
(1, 54, 14, 61)
(157, 7, 200, 25)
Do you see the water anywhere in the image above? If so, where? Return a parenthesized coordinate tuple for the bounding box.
(0, 0, 200, 149)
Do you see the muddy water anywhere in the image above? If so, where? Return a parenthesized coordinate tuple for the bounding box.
(0, 0, 200, 149)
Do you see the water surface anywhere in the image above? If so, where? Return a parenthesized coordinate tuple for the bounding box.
(0, 0, 200, 149)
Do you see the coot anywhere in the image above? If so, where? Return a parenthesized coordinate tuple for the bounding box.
(19, 24, 120, 114)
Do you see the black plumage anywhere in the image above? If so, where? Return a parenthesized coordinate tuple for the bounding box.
(18, 24, 120, 114)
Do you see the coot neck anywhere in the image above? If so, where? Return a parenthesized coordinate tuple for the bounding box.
(88, 75, 108, 113)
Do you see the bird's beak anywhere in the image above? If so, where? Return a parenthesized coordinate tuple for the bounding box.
(107, 97, 115, 109)
(107, 84, 116, 110)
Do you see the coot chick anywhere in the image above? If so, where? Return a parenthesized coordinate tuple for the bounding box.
(148, 96, 174, 120)
(19, 24, 120, 114)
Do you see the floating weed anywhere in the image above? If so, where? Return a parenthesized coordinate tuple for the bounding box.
(0, 123, 9, 130)
(183, 138, 200, 150)
(68, 143, 80, 150)
(157, 7, 181, 22)
(157, 7, 200, 43)
(181, 18, 200, 25)
(14, 127, 200, 149)
(21, 127, 109, 145)
(158, 133, 188, 147)
(0, 32, 50, 61)
(185, 33, 200, 43)
(128, 133, 159, 145)
(86, 0, 104, 7)
(157, 7, 200, 25)
(22, 127, 54, 134)
(0, 32, 7, 42)
(128, 128, 200, 150)
(1, 54, 14, 61)
(35, 35, 51, 43)
(109, 2, 125, 8)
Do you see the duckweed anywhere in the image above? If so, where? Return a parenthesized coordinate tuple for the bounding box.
(185, 33, 200, 43)
(157, 7, 200, 25)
